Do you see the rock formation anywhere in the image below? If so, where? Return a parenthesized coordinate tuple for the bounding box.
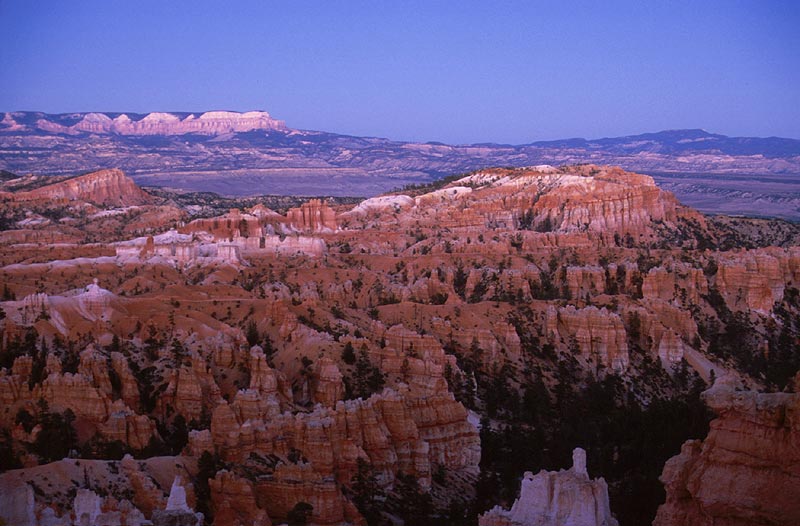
(545, 306, 630, 371)
(12, 169, 154, 206)
(209, 470, 271, 526)
(313, 357, 345, 408)
(3, 112, 800, 213)
(654, 379, 800, 526)
(2, 162, 799, 526)
(286, 199, 337, 232)
(32, 110, 286, 136)
(479, 448, 618, 526)
(211, 386, 479, 485)
(713, 248, 800, 313)
(152, 476, 204, 526)
(0, 482, 34, 526)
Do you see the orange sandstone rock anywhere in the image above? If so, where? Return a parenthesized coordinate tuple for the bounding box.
(654, 380, 800, 526)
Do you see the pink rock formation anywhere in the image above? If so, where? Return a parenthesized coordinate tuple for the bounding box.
(546, 306, 630, 370)
(0, 348, 156, 450)
(654, 380, 800, 526)
(714, 248, 800, 313)
(642, 265, 708, 304)
(565, 266, 606, 299)
(286, 199, 337, 232)
(313, 357, 345, 408)
(158, 352, 223, 423)
(151, 476, 204, 526)
(210, 387, 479, 495)
(361, 165, 699, 240)
(13, 169, 154, 207)
(256, 463, 354, 525)
(210, 470, 271, 526)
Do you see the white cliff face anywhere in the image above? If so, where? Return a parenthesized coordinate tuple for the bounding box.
(0, 483, 35, 526)
(77, 279, 114, 322)
(73, 489, 102, 526)
(50, 110, 287, 135)
(165, 476, 191, 512)
(479, 448, 619, 526)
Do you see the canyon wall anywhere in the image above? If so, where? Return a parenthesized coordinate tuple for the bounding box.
(654, 379, 800, 526)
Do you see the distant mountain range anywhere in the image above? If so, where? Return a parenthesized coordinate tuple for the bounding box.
(1, 110, 799, 219)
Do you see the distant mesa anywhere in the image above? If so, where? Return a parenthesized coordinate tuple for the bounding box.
(7, 110, 286, 136)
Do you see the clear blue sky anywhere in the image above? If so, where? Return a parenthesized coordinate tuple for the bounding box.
(1, 1, 798, 143)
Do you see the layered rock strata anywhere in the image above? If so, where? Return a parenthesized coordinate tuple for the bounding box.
(654, 380, 800, 526)
(10, 169, 154, 206)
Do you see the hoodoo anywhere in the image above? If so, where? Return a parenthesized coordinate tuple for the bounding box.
(479, 448, 618, 526)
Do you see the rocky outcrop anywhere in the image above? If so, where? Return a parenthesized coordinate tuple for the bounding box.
(182, 209, 264, 240)
(18, 292, 50, 324)
(14, 169, 154, 206)
(313, 357, 345, 408)
(210, 470, 271, 526)
(532, 167, 686, 235)
(642, 265, 708, 305)
(286, 199, 337, 232)
(176, 207, 328, 259)
(256, 463, 355, 525)
(713, 248, 800, 313)
(479, 448, 618, 526)
(565, 266, 606, 299)
(157, 352, 223, 423)
(654, 380, 800, 526)
(76, 279, 115, 322)
(545, 306, 629, 371)
(0, 347, 156, 450)
(152, 477, 204, 526)
(211, 386, 480, 493)
(391, 165, 696, 240)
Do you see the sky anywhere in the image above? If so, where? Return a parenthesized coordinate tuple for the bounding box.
(1, 1, 799, 143)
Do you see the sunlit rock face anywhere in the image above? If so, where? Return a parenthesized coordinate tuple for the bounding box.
(34, 110, 287, 136)
(479, 448, 618, 526)
(365, 165, 699, 241)
(11, 169, 154, 207)
(713, 247, 800, 313)
(286, 199, 338, 232)
(210, 386, 480, 484)
(654, 378, 800, 526)
(545, 305, 630, 371)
